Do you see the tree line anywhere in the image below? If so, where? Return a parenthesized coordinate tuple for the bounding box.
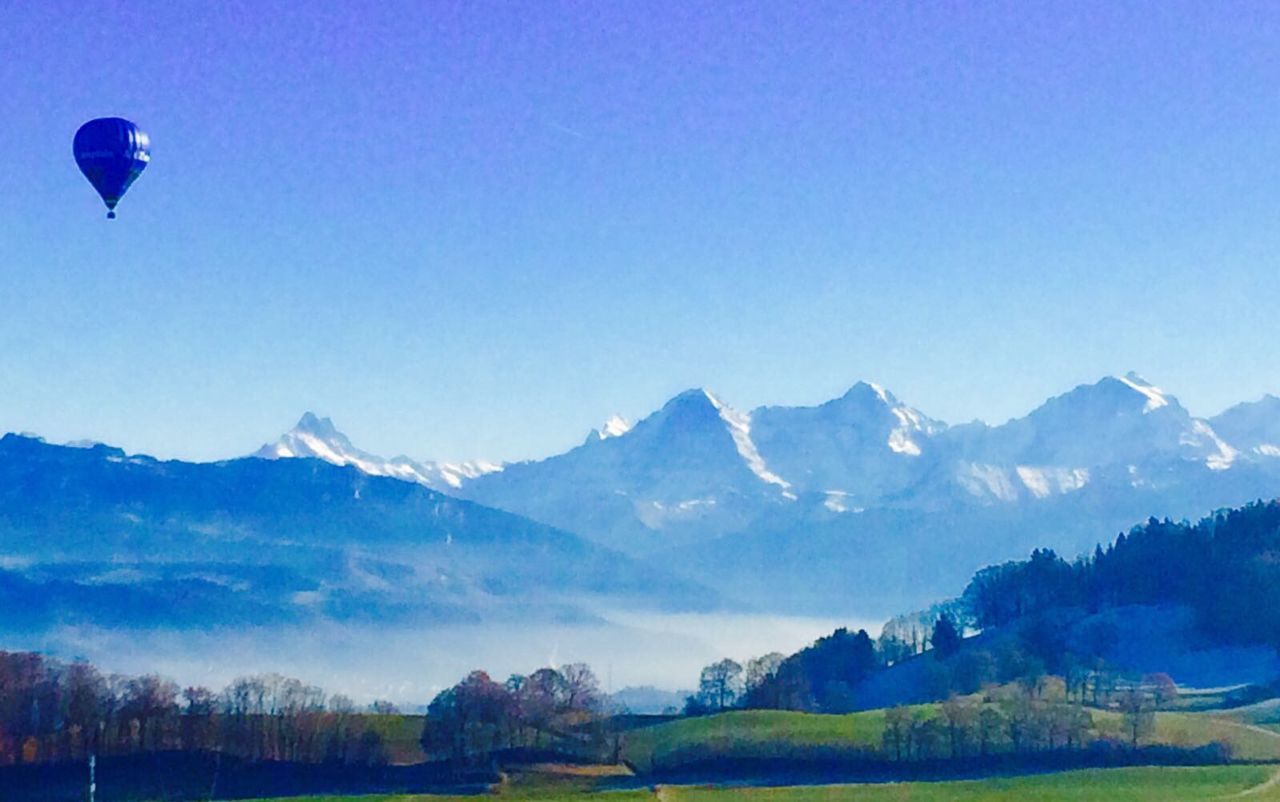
(681, 503, 1280, 717)
(880, 675, 1181, 763)
(419, 662, 610, 766)
(0, 651, 394, 766)
(963, 500, 1280, 647)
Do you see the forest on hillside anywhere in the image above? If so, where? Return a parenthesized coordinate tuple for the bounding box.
(963, 500, 1280, 644)
(684, 501, 1280, 717)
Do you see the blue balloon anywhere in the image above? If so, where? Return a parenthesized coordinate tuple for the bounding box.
(73, 118, 150, 219)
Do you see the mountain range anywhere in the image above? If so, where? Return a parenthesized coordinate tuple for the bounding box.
(255, 373, 1280, 616)
(5, 372, 1280, 636)
(0, 434, 711, 634)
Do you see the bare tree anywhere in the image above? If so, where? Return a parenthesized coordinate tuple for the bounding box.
(420, 671, 513, 766)
(1119, 688, 1155, 748)
(745, 653, 784, 694)
(698, 659, 743, 711)
(560, 663, 602, 715)
(120, 675, 179, 752)
(517, 668, 567, 746)
(328, 694, 356, 714)
(978, 707, 1005, 756)
(882, 705, 911, 760)
(368, 700, 399, 714)
(64, 661, 106, 757)
(940, 695, 978, 758)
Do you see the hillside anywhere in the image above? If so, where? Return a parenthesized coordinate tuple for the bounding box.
(0, 434, 714, 633)
(620, 707, 1280, 770)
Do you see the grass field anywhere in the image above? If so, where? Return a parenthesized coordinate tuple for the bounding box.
(235, 764, 1280, 801)
(1153, 713, 1280, 761)
(225, 704, 1280, 801)
(621, 709, 895, 767)
(657, 765, 1277, 801)
(620, 707, 1280, 767)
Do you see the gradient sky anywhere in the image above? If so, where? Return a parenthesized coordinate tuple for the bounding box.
(4, 1, 1280, 463)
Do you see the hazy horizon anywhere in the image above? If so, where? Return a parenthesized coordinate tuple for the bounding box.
(5, 611, 872, 705)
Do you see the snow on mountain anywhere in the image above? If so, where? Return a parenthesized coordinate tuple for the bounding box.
(587, 414, 633, 442)
(581, 388, 793, 501)
(254, 413, 501, 491)
(748, 381, 945, 505)
(24, 373, 1280, 617)
(933, 373, 1239, 504)
(1115, 372, 1171, 411)
(461, 388, 795, 552)
(248, 375, 1280, 563)
(705, 390, 793, 496)
(1212, 395, 1280, 458)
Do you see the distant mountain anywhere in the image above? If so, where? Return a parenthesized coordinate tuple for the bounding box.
(462, 374, 1278, 557)
(749, 381, 945, 509)
(255, 412, 502, 491)
(0, 434, 714, 633)
(588, 414, 634, 441)
(915, 373, 1240, 507)
(664, 377, 1280, 615)
(462, 388, 797, 552)
(1212, 395, 1280, 458)
(966, 373, 1232, 470)
(247, 375, 1280, 615)
(609, 685, 691, 714)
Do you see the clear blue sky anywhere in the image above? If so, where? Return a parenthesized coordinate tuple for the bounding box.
(3, 1, 1280, 463)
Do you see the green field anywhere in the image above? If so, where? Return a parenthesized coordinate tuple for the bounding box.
(229, 704, 1280, 801)
(657, 765, 1278, 801)
(620, 707, 1280, 767)
(236, 764, 1280, 801)
(1153, 713, 1280, 761)
(621, 709, 894, 767)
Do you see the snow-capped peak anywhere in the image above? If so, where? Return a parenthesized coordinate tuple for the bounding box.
(1115, 372, 1170, 413)
(257, 413, 359, 464)
(1210, 394, 1280, 461)
(984, 375, 1241, 475)
(593, 415, 632, 440)
(253, 414, 501, 492)
(838, 381, 944, 456)
(294, 411, 339, 435)
(709, 394, 793, 495)
(621, 388, 793, 496)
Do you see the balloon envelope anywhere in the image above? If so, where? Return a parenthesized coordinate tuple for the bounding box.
(73, 118, 150, 219)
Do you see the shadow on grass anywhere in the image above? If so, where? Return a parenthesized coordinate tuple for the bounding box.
(0, 751, 495, 801)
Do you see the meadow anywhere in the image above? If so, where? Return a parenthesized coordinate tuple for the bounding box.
(223, 704, 1280, 802)
(655, 765, 1280, 801)
(619, 706, 1280, 768)
(235, 764, 1280, 801)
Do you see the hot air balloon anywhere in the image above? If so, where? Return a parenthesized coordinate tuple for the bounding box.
(73, 118, 150, 219)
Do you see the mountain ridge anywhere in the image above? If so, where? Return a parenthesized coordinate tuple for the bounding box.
(0, 433, 717, 632)
(249, 374, 1280, 548)
(254, 412, 503, 491)
(237, 373, 1280, 615)
(13, 372, 1280, 618)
